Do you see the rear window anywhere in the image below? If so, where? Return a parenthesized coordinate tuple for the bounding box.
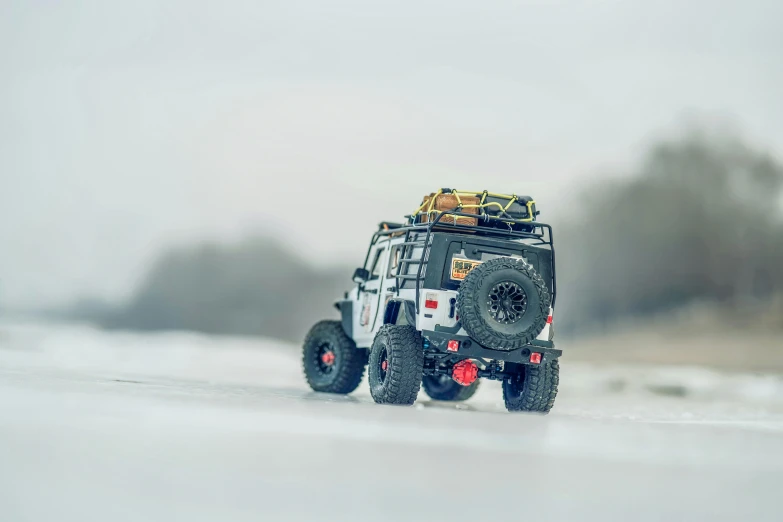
(440, 239, 539, 290)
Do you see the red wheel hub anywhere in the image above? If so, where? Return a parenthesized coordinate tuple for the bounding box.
(452, 360, 479, 386)
(381, 360, 388, 371)
(321, 351, 335, 366)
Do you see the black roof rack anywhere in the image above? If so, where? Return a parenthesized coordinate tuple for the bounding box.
(374, 210, 551, 243)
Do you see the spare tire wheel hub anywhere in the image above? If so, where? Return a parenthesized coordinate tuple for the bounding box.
(487, 281, 527, 324)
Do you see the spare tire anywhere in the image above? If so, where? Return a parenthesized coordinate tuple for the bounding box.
(456, 257, 550, 351)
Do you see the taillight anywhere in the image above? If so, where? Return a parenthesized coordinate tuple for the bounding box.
(424, 292, 438, 309)
(530, 352, 542, 364)
(447, 340, 460, 352)
(546, 315, 553, 324)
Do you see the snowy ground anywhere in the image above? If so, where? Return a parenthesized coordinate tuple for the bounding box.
(1, 320, 782, 521)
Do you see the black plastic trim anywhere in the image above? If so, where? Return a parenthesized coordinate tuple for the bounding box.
(383, 298, 416, 326)
(383, 299, 402, 325)
(337, 300, 353, 338)
(433, 322, 462, 334)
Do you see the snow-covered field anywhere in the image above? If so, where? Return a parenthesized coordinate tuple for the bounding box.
(1, 320, 782, 521)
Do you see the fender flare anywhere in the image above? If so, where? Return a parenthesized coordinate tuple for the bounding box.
(383, 298, 416, 326)
(334, 300, 353, 338)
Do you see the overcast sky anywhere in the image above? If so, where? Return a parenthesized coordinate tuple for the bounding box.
(1, 0, 782, 307)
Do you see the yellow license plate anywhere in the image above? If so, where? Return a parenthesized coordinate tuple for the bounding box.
(451, 258, 482, 280)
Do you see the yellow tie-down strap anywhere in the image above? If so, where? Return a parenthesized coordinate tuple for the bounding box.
(412, 190, 536, 223)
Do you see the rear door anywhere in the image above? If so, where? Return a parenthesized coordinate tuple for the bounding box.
(427, 235, 550, 294)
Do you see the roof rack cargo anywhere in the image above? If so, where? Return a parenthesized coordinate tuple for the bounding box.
(410, 189, 538, 232)
(378, 222, 405, 231)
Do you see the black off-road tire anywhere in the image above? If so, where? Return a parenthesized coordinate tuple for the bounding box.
(302, 320, 368, 394)
(368, 325, 424, 405)
(456, 257, 551, 351)
(502, 360, 559, 413)
(421, 375, 480, 402)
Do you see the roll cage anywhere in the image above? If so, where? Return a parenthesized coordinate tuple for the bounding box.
(359, 209, 557, 314)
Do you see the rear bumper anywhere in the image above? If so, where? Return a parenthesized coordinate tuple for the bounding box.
(421, 329, 562, 365)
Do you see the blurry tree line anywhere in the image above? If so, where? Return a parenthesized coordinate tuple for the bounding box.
(556, 129, 783, 333)
(95, 238, 350, 342)
(68, 129, 783, 342)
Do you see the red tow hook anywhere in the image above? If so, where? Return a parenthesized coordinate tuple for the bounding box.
(452, 360, 479, 386)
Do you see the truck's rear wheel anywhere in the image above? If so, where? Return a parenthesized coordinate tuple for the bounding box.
(456, 257, 551, 351)
(422, 374, 480, 402)
(368, 325, 424, 405)
(502, 360, 559, 413)
(302, 320, 368, 394)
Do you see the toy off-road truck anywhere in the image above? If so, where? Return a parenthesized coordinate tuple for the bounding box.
(302, 189, 560, 413)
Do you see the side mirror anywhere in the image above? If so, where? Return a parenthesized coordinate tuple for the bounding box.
(352, 267, 370, 284)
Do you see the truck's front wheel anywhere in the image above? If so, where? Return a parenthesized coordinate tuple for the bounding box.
(302, 320, 368, 394)
(368, 325, 424, 405)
